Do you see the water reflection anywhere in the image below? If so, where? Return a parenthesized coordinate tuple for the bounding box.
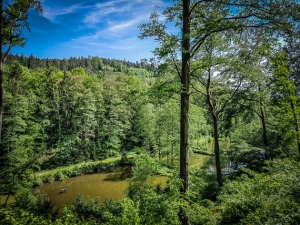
(34, 166, 166, 210)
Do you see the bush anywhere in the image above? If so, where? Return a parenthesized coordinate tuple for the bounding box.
(71, 194, 140, 224)
(54, 171, 66, 181)
(33, 176, 43, 187)
(189, 202, 220, 225)
(43, 175, 54, 183)
(14, 187, 54, 217)
(225, 141, 265, 172)
(0, 207, 51, 225)
(81, 164, 94, 174)
(70, 167, 81, 177)
(218, 158, 300, 225)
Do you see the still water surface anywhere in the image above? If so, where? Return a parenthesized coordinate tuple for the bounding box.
(35, 166, 166, 210)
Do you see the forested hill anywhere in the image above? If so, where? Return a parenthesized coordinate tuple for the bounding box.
(5, 53, 157, 77)
(1, 54, 168, 171)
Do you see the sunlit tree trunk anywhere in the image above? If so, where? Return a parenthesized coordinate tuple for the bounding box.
(290, 99, 300, 154)
(180, 0, 190, 224)
(0, 0, 3, 142)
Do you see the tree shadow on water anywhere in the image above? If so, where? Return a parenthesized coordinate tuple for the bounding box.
(104, 166, 132, 181)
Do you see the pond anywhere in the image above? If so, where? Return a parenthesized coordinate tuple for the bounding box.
(34, 166, 166, 210)
(34, 154, 209, 210)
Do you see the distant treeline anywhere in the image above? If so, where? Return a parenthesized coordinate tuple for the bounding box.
(6, 54, 157, 77)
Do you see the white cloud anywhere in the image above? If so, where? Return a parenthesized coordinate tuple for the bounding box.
(107, 15, 150, 35)
(58, 0, 168, 59)
(29, 0, 169, 61)
(83, 0, 165, 25)
(83, 0, 133, 24)
(42, 2, 90, 23)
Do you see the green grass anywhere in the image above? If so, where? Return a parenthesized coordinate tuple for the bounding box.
(190, 137, 231, 155)
(190, 153, 210, 169)
(35, 150, 211, 184)
(36, 154, 135, 179)
(0, 195, 15, 205)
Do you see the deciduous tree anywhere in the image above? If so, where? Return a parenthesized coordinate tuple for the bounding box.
(0, 0, 42, 141)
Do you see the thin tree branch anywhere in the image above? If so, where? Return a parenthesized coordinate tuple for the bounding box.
(216, 79, 243, 116)
(190, 81, 207, 96)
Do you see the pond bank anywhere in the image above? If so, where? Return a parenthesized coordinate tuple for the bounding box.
(34, 166, 167, 210)
(34, 155, 134, 186)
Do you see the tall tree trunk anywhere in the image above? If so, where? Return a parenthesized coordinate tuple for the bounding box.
(258, 84, 269, 159)
(206, 67, 223, 187)
(0, 0, 3, 142)
(290, 99, 300, 154)
(180, 0, 190, 224)
(158, 121, 161, 161)
(4, 193, 10, 207)
(171, 115, 174, 164)
(211, 112, 223, 187)
(259, 102, 268, 147)
(206, 94, 223, 187)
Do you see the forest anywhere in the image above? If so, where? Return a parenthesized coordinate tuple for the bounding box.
(1, 0, 300, 225)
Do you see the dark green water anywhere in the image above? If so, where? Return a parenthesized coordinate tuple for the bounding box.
(34, 166, 166, 210)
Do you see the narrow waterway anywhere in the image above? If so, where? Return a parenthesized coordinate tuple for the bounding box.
(34, 166, 166, 210)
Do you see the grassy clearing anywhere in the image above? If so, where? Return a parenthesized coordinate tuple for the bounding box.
(34, 154, 135, 185)
(190, 153, 210, 169)
(37, 155, 124, 177)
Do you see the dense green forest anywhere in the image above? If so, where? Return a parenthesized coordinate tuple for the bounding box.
(1, 0, 300, 224)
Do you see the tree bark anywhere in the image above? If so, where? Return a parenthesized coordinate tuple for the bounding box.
(4, 193, 10, 207)
(180, 0, 190, 224)
(290, 99, 300, 154)
(259, 102, 268, 147)
(258, 84, 269, 159)
(205, 66, 223, 187)
(0, 0, 3, 142)
(206, 93, 223, 187)
(211, 112, 223, 187)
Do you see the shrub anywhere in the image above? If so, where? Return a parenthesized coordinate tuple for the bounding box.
(71, 194, 140, 224)
(0, 207, 51, 225)
(33, 176, 43, 187)
(218, 158, 300, 225)
(54, 171, 66, 181)
(81, 164, 94, 174)
(43, 175, 54, 183)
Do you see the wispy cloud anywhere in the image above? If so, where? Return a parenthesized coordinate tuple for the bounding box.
(84, 0, 130, 24)
(66, 0, 167, 59)
(13, 0, 170, 61)
(42, 3, 89, 22)
(83, 0, 164, 25)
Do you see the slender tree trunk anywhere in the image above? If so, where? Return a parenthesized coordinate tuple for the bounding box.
(180, 0, 190, 224)
(206, 93, 223, 187)
(158, 121, 161, 161)
(290, 99, 300, 154)
(259, 102, 268, 147)
(211, 113, 223, 187)
(258, 85, 269, 159)
(0, 0, 3, 142)
(4, 193, 10, 207)
(171, 116, 174, 164)
(206, 66, 223, 187)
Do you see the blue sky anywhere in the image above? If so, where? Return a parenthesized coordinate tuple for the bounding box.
(11, 0, 170, 62)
